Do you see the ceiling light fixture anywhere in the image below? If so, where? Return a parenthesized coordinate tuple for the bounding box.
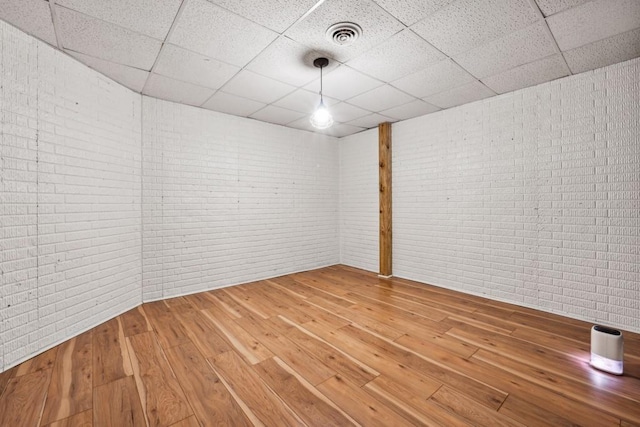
(310, 57, 334, 130)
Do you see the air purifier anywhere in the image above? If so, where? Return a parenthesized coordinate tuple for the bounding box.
(590, 325, 623, 375)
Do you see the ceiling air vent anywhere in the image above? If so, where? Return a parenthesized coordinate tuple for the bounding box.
(326, 22, 362, 46)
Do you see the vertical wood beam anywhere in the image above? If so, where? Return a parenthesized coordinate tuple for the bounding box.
(379, 122, 392, 277)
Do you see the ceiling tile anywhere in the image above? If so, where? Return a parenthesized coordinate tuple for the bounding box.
(380, 99, 440, 120)
(250, 105, 306, 125)
(347, 29, 446, 81)
(204, 0, 319, 33)
(67, 51, 150, 92)
(534, 0, 591, 17)
(284, 0, 404, 62)
(202, 92, 266, 116)
(373, 0, 456, 26)
(3, 0, 635, 133)
(481, 54, 569, 94)
(56, 7, 161, 69)
(56, 0, 181, 40)
(154, 44, 240, 90)
(348, 85, 416, 112)
(0, 0, 57, 46)
(287, 116, 317, 132)
(329, 102, 371, 122)
(220, 70, 296, 104)
(142, 73, 215, 106)
(273, 89, 338, 113)
(304, 66, 383, 101)
(455, 22, 556, 79)
(411, 0, 540, 56)
(245, 37, 336, 87)
(563, 28, 640, 74)
(346, 113, 396, 129)
(325, 123, 366, 138)
(391, 58, 476, 98)
(547, 0, 640, 51)
(287, 117, 365, 137)
(423, 80, 495, 109)
(169, 0, 278, 67)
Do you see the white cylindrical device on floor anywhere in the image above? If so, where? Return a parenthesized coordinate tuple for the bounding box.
(590, 325, 623, 375)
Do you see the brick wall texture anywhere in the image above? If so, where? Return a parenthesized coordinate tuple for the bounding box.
(0, 21, 142, 370)
(0, 22, 338, 371)
(141, 97, 339, 301)
(340, 57, 640, 333)
(2, 20, 639, 372)
(339, 128, 379, 272)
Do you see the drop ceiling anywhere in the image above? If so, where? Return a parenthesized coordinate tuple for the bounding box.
(2, 0, 640, 137)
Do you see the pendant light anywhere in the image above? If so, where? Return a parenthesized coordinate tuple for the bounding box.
(310, 57, 334, 129)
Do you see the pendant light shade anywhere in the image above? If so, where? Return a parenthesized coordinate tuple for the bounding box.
(310, 57, 333, 129)
(310, 100, 333, 129)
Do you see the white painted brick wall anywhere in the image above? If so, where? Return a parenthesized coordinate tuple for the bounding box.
(0, 21, 142, 371)
(2, 16, 638, 374)
(390, 57, 639, 332)
(142, 97, 339, 300)
(0, 22, 339, 372)
(339, 128, 379, 272)
(339, 58, 639, 333)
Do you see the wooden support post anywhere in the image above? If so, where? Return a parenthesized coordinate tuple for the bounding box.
(379, 122, 392, 278)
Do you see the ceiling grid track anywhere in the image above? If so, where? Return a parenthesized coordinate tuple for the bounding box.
(2, 0, 638, 136)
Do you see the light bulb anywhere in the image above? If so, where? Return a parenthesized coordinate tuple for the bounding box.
(310, 102, 334, 129)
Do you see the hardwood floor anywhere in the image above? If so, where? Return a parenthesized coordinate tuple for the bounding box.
(1, 265, 639, 426)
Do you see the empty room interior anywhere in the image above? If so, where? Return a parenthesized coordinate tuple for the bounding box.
(1, 0, 640, 425)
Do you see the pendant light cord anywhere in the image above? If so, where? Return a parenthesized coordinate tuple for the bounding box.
(310, 57, 333, 129)
(319, 65, 324, 102)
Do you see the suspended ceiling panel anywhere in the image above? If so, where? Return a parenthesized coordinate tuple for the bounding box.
(1, 0, 640, 137)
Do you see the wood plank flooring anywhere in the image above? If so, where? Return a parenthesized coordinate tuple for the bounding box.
(1, 265, 639, 426)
